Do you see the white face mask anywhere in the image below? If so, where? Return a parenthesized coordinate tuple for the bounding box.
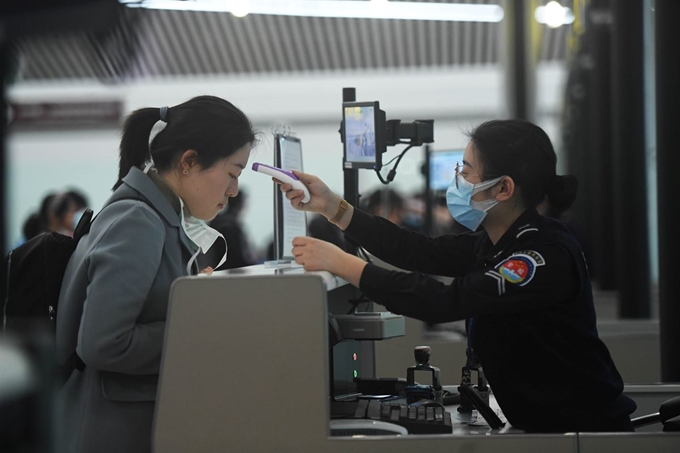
(179, 198, 227, 274)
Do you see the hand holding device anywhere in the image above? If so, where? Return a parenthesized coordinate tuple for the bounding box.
(252, 162, 311, 203)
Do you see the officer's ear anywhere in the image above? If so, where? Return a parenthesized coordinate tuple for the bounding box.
(494, 176, 516, 202)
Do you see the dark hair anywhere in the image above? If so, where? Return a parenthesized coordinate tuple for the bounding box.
(64, 189, 89, 209)
(114, 95, 258, 190)
(24, 192, 58, 239)
(22, 190, 89, 240)
(362, 188, 404, 214)
(50, 192, 78, 220)
(37, 192, 57, 230)
(467, 119, 578, 211)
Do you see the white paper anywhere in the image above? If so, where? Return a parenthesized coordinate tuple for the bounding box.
(279, 137, 307, 258)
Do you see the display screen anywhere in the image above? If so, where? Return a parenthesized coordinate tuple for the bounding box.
(343, 102, 378, 167)
(429, 149, 464, 191)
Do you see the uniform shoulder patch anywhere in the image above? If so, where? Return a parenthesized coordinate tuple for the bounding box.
(495, 250, 545, 286)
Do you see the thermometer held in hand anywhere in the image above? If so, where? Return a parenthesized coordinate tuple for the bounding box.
(251, 162, 311, 203)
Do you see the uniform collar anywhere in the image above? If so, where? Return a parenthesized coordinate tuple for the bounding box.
(481, 208, 541, 262)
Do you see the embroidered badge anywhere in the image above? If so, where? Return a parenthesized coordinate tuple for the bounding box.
(495, 251, 545, 286)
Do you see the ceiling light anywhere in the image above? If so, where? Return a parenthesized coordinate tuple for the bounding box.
(229, 0, 250, 18)
(534, 2, 574, 28)
(122, 0, 505, 23)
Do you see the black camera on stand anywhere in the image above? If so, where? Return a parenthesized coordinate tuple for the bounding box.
(339, 100, 434, 174)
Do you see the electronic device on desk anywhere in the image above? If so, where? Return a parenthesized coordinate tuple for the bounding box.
(333, 312, 405, 340)
(457, 384, 504, 429)
(456, 365, 505, 429)
(328, 315, 405, 405)
(405, 346, 443, 405)
(330, 419, 407, 437)
(457, 364, 489, 412)
(331, 345, 454, 435)
(329, 313, 406, 407)
(349, 398, 453, 435)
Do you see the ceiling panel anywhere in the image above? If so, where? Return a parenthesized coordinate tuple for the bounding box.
(9, 0, 568, 83)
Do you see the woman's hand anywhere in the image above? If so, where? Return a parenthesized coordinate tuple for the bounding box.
(292, 236, 367, 286)
(277, 171, 342, 219)
(199, 266, 214, 275)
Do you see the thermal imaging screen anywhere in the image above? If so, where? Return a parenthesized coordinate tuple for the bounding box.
(344, 104, 377, 165)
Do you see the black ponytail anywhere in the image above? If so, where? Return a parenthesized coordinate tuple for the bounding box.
(546, 174, 578, 212)
(113, 96, 258, 191)
(114, 107, 161, 190)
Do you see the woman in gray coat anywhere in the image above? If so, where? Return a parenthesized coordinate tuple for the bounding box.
(55, 95, 257, 453)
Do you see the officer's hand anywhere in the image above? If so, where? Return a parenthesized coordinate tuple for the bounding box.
(277, 171, 341, 219)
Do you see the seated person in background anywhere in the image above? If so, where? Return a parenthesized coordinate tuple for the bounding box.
(279, 119, 636, 433)
(362, 188, 424, 232)
(19, 189, 90, 244)
(361, 188, 405, 225)
(20, 192, 57, 242)
(63, 188, 91, 231)
(56, 95, 257, 453)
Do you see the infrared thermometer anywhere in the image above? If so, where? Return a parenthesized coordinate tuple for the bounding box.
(252, 162, 311, 203)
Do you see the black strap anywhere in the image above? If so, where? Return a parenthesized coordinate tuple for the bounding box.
(73, 208, 94, 241)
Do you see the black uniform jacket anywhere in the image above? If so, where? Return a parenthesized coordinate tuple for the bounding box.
(346, 207, 636, 432)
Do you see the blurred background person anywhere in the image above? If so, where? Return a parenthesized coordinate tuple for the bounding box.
(362, 188, 426, 233)
(202, 189, 259, 270)
(18, 188, 90, 246)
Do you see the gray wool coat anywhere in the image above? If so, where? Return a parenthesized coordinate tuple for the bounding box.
(55, 167, 198, 453)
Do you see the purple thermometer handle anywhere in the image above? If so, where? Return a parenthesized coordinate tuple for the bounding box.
(251, 162, 299, 180)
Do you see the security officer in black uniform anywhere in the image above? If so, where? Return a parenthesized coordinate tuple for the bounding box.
(278, 118, 636, 433)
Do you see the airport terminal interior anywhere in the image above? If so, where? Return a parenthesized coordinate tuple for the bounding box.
(1, 0, 679, 452)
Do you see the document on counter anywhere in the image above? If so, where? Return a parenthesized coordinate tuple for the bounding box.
(279, 137, 307, 259)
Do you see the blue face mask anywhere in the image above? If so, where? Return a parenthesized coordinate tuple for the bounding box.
(446, 174, 504, 231)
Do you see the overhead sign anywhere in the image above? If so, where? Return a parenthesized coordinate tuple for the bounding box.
(8, 101, 122, 128)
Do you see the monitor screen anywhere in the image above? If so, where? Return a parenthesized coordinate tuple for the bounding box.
(274, 134, 307, 261)
(429, 149, 464, 191)
(343, 101, 380, 169)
